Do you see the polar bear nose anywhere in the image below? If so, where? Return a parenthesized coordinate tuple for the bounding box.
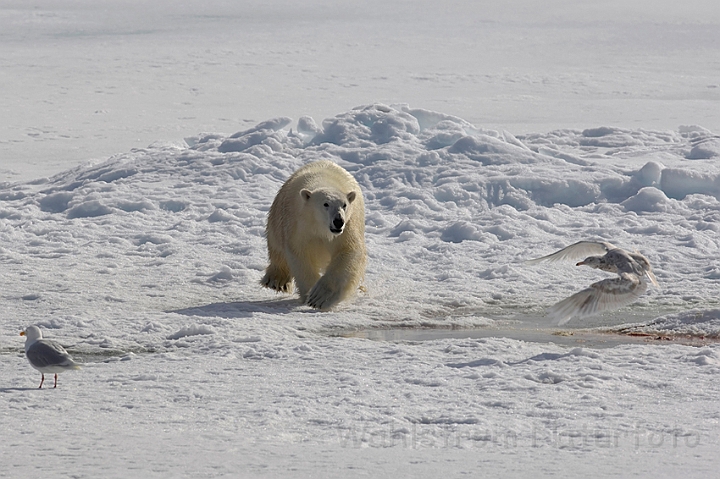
(331, 216, 345, 232)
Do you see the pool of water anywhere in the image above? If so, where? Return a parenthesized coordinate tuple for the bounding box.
(331, 309, 711, 349)
(335, 326, 659, 349)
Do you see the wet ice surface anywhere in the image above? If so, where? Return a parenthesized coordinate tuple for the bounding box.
(336, 326, 652, 349)
(334, 310, 719, 349)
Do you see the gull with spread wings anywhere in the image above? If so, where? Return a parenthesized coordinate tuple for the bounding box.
(526, 241, 659, 325)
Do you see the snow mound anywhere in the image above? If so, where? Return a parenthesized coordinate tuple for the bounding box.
(621, 187, 673, 213)
(1, 103, 720, 341)
(687, 137, 720, 160)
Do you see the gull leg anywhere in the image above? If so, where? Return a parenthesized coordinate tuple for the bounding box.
(38, 374, 45, 389)
(54, 373, 58, 388)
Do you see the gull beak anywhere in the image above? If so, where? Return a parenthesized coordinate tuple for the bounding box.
(20, 331, 25, 337)
(576, 261, 585, 266)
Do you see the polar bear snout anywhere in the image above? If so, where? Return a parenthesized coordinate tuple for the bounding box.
(330, 215, 345, 234)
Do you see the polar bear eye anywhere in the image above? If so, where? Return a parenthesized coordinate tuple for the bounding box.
(342, 203, 347, 209)
(323, 202, 329, 208)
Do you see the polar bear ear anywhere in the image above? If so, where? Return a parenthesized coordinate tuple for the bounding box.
(346, 191, 356, 204)
(300, 189, 313, 201)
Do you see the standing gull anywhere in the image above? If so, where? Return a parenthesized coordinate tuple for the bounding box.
(526, 241, 659, 325)
(20, 326, 80, 388)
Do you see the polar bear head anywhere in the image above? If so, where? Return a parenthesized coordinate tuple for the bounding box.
(301, 188, 357, 237)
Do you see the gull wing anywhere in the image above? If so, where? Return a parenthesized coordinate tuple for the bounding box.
(546, 274, 648, 325)
(26, 339, 76, 369)
(525, 240, 616, 265)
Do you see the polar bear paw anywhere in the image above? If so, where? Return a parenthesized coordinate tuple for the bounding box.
(260, 272, 292, 293)
(306, 281, 341, 311)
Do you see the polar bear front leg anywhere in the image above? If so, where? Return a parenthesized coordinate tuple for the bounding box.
(260, 243, 293, 293)
(287, 251, 321, 303)
(306, 250, 363, 310)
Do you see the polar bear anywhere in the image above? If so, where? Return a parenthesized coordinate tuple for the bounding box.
(261, 160, 366, 310)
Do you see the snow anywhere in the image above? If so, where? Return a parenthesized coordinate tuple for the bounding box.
(2, 1, 720, 478)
